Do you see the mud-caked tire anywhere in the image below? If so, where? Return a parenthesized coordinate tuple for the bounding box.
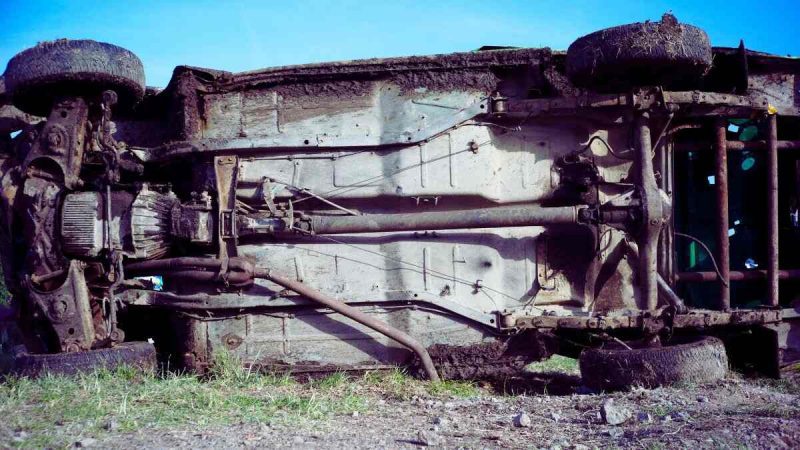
(566, 14, 712, 91)
(5, 342, 156, 378)
(3, 39, 145, 115)
(579, 335, 728, 391)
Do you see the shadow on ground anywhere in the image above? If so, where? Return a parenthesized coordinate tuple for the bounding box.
(480, 371, 584, 396)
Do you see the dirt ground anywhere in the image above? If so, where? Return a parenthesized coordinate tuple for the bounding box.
(102, 376, 800, 449)
(4, 358, 798, 450)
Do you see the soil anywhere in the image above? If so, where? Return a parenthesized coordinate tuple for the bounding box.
(72, 370, 800, 449)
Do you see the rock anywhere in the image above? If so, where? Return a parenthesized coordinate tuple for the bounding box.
(433, 416, 448, 426)
(600, 399, 630, 426)
(604, 428, 623, 438)
(514, 412, 532, 428)
(416, 430, 441, 446)
(292, 436, 304, 444)
(671, 411, 691, 422)
(351, 411, 359, 417)
(636, 411, 653, 423)
(573, 444, 590, 450)
(103, 420, 119, 431)
(12, 431, 28, 443)
(74, 438, 97, 448)
(550, 412, 562, 423)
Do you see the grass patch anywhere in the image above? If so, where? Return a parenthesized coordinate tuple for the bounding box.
(754, 375, 800, 396)
(0, 267, 9, 306)
(0, 355, 487, 448)
(722, 402, 800, 419)
(525, 355, 579, 375)
(362, 368, 481, 400)
(0, 354, 367, 448)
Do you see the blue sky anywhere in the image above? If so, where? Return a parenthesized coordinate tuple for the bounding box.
(2, 0, 799, 88)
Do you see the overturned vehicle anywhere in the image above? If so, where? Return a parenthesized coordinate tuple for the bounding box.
(1, 15, 798, 389)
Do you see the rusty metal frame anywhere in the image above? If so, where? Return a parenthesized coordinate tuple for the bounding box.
(512, 309, 782, 331)
(713, 118, 731, 310)
(675, 113, 784, 312)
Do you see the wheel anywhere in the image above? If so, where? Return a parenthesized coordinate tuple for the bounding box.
(3, 39, 145, 116)
(5, 341, 156, 377)
(566, 14, 712, 91)
(579, 335, 728, 391)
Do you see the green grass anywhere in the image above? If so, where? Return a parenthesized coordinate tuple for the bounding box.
(0, 266, 9, 306)
(722, 402, 800, 419)
(0, 355, 485, 448)
(362, 368, 480, 400)
(525, 355, 580, 375)
(0, 355, 368, 448)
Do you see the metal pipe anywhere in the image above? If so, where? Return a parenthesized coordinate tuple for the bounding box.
(125, 257, 256, 288)
(255, 268, 441, 382)
(714, 118, 731, 310)
(125, 257, 253, 274)
(309, 204, 581, 235)
(676, 270, 800, 282)
(767, 114, 780, 307)
(127, 257, 441, 380)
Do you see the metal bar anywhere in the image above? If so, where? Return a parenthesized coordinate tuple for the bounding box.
(767, 114, 780, 307)
(714, 118, 731, 310)
(309, 204, 581, 235)
(255, 269, 441, 381)
(214, 155, 239, 259)
(513, 309, 782, 330)
(657, 128, 669, 280)
(674, 140, 800, 152)
(728, 140, 800, 151)
(676, 270, 800, 282)
(635, 112, 661, 310)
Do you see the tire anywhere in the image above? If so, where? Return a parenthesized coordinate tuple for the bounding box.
(566, 14, 712, 91)
(3, 39, 145, 116)
(5, 342, 156, 378)
(579, 335, 728, 392)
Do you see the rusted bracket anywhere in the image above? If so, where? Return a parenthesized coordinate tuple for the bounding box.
(214, 155, 239, 259)
(22, 96, 89, 189)
(27, 260, 94, 352)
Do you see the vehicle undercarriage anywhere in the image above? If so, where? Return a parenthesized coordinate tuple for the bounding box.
(0, 14, 798, 387)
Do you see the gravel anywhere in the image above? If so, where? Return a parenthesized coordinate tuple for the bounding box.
(7, 372, 799, 449)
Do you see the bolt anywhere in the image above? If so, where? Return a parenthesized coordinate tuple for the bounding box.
(64, 342, 81, 353)
(109, 330, 124, 342)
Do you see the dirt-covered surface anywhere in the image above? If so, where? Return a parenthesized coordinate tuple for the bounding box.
(5, 365, 797, 449)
